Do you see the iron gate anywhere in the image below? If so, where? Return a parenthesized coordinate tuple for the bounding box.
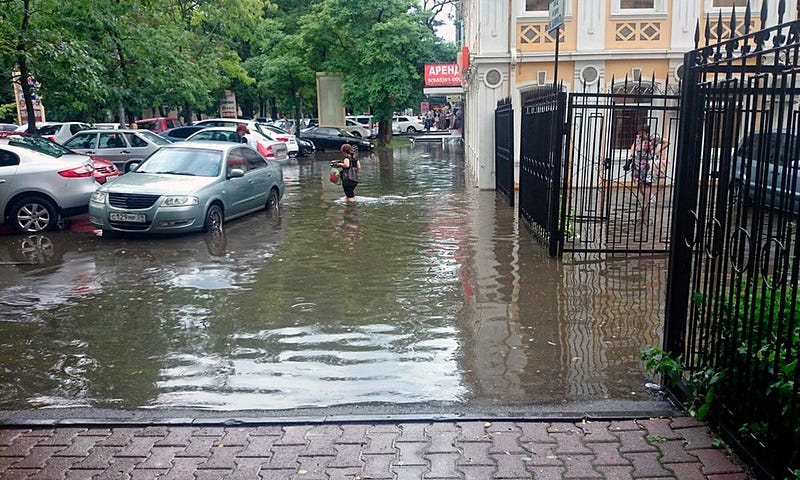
(495, 98, 514, 206)
(519, 87, 566, 257)
(561, 80, 680, 255)
(665, 3, 800, 477)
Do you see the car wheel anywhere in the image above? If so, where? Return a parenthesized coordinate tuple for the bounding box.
(7, 196, 58, 233)
(266, 188, 280, 211)
(407, 126, 417, 133)
(202, 204, 223, 232)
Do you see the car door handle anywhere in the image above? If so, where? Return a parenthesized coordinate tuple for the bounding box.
(120, 150, 130, 154)
(86, 150, 96, 154)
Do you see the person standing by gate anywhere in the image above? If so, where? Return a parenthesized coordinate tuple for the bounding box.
(626, 124, 669, 225)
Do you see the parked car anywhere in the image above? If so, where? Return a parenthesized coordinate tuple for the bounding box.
(733, 130, 800, 212)
(0, 133, 119, 184)
(0, 143, 97, 233)
(344, 118, 375, 138)
(63, 128, 171, 173)
(88, 142, 284, 235)
(159, 125, 208, 143)
(194, 118, 279, 140)
(185, 127, 288, 162)
(92, 122, 124, 130)
(259, 124, 301, 157)
(296, 137, 316, 156)
(392, 115, 425, 134)
(298, 127, 374, 152)
(0, 123, 19, 132)
(16, 121, 93, 144)
(137, 117, 181, 133)
(272, 118, 297, 135)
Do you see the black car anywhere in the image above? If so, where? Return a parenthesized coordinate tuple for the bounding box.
(297, 137, 316, 156)
(159, 125, 207, 142)
(299, 127, 373, 152)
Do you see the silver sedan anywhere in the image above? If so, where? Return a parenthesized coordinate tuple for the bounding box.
(89, 142, 284, 235)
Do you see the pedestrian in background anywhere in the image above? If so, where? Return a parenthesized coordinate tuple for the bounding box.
(626, 123, 669, 224)
(129, 121, 138, 130)
(332, 144, 360, 202)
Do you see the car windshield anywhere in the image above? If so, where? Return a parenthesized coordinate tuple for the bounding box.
(137, 130, 172, 145)
(7, 136, 71, 158)
(136, 148, 222, 177)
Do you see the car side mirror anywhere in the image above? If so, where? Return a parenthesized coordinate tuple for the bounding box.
(228, 168, 245, 178)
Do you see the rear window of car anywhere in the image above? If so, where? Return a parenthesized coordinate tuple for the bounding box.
(37, 124, 61, 135)
(8, 136, 70, 158)
(137, 130, 171, 145)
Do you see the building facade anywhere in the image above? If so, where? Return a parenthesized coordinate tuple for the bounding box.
(458, 0, 795, 189)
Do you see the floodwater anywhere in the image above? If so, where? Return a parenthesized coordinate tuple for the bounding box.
(0, 142, 666, 412)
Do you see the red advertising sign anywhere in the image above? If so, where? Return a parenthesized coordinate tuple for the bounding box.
(424, 63, 461, 87)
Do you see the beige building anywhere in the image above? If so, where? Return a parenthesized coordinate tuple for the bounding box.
(458, 0, 796, 189)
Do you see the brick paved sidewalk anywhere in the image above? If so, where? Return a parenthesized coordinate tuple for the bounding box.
(0, 417, 750, 479)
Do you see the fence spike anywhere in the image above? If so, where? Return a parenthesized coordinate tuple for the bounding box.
(778, 0, 786, 24)
(761, 0, 768, 30)
(694, 19, 700, 49)
(705, 13, 712, 46)
(745, 2, 752, 35)
(717, 10, 724, 42)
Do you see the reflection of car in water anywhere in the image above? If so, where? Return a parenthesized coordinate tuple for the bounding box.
(732, 131, 800, 213)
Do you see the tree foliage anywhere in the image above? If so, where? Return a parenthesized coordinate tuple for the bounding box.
(0, 0, 457, 133)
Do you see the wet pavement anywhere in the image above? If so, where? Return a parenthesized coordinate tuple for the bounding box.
(0, 143, 753, 477)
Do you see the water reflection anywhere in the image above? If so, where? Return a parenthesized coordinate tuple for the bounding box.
(0, 143, 665, 411)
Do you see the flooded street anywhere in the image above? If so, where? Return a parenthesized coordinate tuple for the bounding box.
(0, 143, 665, 413)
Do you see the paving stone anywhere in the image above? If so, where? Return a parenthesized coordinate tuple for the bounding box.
(490, 430, 527, 455)
(369, 425, 400, 434)
(116, 436, 160, 458)
(192, 428, 225, 438)
(154, 429, 194, 448)
(176, 437, 221, 458)
(96, 429, 137, 448)
(393, 464, 429, 480)
(394, 441, 426, 466)
(624, 452, 674, 478)
(575, 421, 618, 443)
(396, 423, 427, 442)
(328, 443, 365, 469)
(70, 446, 120, 470)
(137, 446, 183, 470)
(91, 456, 143, 480)
(335, 425, 368, 445)
(608, 421, 642, 432)
(595, 465, 635, 480)
(426, 452, 460, 479)
(77, 429, 111, 438)
(360, 453, 394, 479)
(551, 433, 592, 455)
(259, 468, 297, 480)
(250, 426, 283, 437)
(199, 446, 245, 470)
(707, 473, 751, 480)
(21, 430, 54, 438)
(52, 436, 99, 458)
(194, 469, 232, 480)
(636, 419, 683, 441)
(325, 466, 364, 480)
(427, 425, 459, 454)
(27, 455, 82, 480)
(3, 468, 37, 479)
(665, 461, 707, 480)
(362, 432, 396, 455)
(0, 436, 44, 457)
(0, 430, 27, 447)
(135, 427, 170, 437)
(654, 439, 696, 464)
(0, 455, 18, 473)
(492, 451, 531, 478)
(456, 441, 493, 466)
(36, 429, 87, 447)
(65, 469, 104, 479)
(217, 429, 250, 447)
(680, 427, 716, 450)
(529, 465, 565, 479)
(300, 426, 339, 457)
(460, 465, 496, 479)
(585, 441, 630, 466)
(237, 436, 276, 458)
(296, 456, 333, 479)
(160, 456, 206, 480)
(11, 446, 64, 469)
(264, 445, 303, 469)
(488, 422, 521, 434)
(692, 448, 743, 475)
(130, 469, 168, 480)
(669, 417, 704, 429)
(521, 442, 562, 467)
(561, 454, 602, 478)
(518, 423, 554, 444)
(456, 422, 490, 442)
(616, 430, 657, 454)
(274, 426, 311, 447)
(223, 457, 266, 480)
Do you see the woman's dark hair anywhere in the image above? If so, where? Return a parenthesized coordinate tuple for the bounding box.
(340, 144, 355, 156)
(639, 124, 651, 135)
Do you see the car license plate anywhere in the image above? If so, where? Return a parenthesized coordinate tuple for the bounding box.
(109, 212, 146, 223)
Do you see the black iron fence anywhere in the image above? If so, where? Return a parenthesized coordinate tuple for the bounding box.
(495, 98, 515, 207)
(519, 86, 566, 257)
(666, 3, 800, 477)
(561, 80, 680, 255)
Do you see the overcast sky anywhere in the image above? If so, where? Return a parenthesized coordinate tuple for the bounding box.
(434, 3, 457, 43)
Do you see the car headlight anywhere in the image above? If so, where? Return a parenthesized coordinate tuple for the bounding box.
(162, 195, 199, 207)
(91, 190, 106, 203)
